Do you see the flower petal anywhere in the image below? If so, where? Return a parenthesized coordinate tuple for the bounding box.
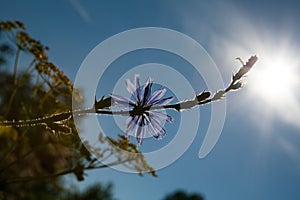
(143, 77, 152, 105)
(151, 96, 174, 106)
(111, 94, 135, 106)
(149, 116, 166, 136)
(137, 125, 146, 145)
(134, 74, 142, 101)
(146, 87, 167, 105)
(125, 78, 138, 101)
(134, 116, 144, 143)
(144, 115, 161, 139)
(148, 111, 174, 123)
(125, 116, 136, 136)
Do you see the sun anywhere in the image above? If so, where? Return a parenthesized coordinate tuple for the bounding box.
(247, 53, 298, 107)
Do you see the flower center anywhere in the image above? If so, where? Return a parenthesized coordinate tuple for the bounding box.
(131, 105, 150, 116)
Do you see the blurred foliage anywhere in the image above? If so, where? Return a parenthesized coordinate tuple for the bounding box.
(0, 20, 155, 199)
(62, 182, 114, 200)
(163, 190, 204, 200)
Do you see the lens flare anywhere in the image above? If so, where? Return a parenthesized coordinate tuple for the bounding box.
(247, 53, 298, 106)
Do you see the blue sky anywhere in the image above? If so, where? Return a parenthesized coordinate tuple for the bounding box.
(1, 0, 300, 199)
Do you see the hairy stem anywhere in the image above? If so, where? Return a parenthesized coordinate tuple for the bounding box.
(0, 78, 238, 127)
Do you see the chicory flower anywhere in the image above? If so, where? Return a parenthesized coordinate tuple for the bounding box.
(111, 74, 174, 145)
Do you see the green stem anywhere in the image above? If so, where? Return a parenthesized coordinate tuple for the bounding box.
(23, 58, 36, 74)
(4, 47, 22, 117)
(13, 47, 21, 85)
(4, 88, 18, 118)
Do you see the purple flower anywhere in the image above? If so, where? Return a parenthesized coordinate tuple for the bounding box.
(111, 74, 174, 145)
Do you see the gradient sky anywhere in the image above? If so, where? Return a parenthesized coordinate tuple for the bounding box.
(1, 1, 300, 200)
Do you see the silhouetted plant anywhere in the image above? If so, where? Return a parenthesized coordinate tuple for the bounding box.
(62, 182, 115, 200)
(0, 20, 155, 199)
(163, 190, 204, 200)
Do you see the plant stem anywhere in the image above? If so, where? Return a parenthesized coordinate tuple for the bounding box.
(0, 78, 239, 128)
(2, 159, 132, 184)
(13, 47, 21, 85)
(4, 47, 21, 117)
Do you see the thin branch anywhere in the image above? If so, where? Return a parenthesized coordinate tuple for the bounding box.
(12, 47, 20, 85)
(3, 158, 133, 184)
(0, 55, 258, 129)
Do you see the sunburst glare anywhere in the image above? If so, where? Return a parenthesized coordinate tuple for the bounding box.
(212, 18, 300, 130)
(247, 51, 299, 107)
